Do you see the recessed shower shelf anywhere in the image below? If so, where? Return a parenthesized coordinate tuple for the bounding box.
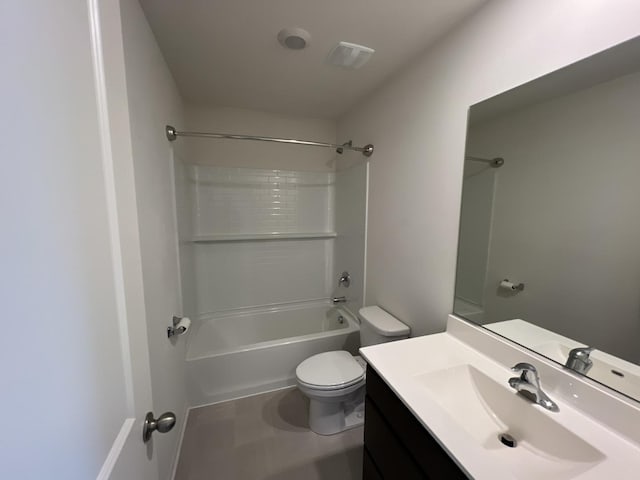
(191, 232, 337, 243)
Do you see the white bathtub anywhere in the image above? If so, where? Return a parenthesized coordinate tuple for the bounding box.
(186, 301, 360, 406)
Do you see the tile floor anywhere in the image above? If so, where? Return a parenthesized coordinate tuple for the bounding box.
(174, 387, 364, 480)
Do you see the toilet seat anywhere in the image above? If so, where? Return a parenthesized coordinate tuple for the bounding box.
(296, 351, 365, 391)
(297, 375, 365, 392)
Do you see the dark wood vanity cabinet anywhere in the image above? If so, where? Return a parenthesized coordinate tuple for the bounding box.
(362, 366, 468, 479)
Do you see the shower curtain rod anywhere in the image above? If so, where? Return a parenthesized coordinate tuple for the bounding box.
(465, 155, 504, 168)
(165, 125, 374, 157)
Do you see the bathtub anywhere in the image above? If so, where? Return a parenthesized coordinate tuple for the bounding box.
(186, 301, 360, 406)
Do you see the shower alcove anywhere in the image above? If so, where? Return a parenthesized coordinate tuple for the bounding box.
(172, 107, 368, 406)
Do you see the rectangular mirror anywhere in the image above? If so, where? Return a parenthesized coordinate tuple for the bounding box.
(454, 35, 640, 402)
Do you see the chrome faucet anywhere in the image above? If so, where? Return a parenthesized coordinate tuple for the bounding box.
(332, 296, 347, 304)
(565, 347, 594, 375)
(508, 363, 558, 412)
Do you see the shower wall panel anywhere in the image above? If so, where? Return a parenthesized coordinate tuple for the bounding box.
(185, 165, 335, 315)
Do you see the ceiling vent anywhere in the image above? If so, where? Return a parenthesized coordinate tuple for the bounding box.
(327, 42, 375, 69)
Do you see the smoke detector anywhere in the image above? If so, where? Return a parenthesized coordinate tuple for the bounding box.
(277, 27, 311, 50)
(327, 42, 375, 69)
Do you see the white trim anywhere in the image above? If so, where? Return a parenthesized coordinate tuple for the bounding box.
(95, 419, 135, 480)
(362, 161, 370, 305)
(189, 384, 298, 413)
(198, 297, 333, 320)
(169, 404, 190, 480)
(86, 0, 135, 411)
(169, 149, 185, 314)
(191, 231, 338, 242)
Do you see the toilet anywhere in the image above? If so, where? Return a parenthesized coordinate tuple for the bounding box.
(296, 306, 410, 435)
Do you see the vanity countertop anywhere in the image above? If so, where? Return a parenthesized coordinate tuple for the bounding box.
(360, 318, 640, 479)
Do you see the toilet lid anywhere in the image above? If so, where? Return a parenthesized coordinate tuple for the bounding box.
(296, 351, 365, 389)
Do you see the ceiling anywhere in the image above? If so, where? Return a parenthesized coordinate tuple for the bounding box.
(139, 0, 488, 119)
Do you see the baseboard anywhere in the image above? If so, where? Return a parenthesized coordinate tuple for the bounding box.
(169, 403, 190, 480)
(189, 378, 298, 409)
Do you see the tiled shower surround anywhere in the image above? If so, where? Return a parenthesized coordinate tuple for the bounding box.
(175, 163, 367, 404)
(190, 166, 335, 237)
(183, 166, 337, 315)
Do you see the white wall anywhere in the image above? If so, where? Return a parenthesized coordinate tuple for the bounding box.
(333, 162, 369, 312)
(338, 0, 640, 336)
(467, 71, 640, 362)
(185, 105, 337, 172)
(120, 0, 187, 477)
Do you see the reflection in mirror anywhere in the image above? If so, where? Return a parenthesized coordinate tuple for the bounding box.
(454, 35, 640, 402)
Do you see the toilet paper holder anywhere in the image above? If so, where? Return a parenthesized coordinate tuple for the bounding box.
(500, 279, 525, 292)
(167, 316, 189, 338)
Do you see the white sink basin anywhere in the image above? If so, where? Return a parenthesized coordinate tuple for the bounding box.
(415, 364, 605, 479)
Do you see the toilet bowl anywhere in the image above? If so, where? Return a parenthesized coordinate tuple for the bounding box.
(296, 351, 366, 435)
(296, 306, 410, 435)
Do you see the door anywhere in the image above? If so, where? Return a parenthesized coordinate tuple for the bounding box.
(1, 1, 159, 478)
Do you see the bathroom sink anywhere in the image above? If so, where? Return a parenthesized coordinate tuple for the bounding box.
(535, 341, 640, 399)
(414, 364, 605, 479)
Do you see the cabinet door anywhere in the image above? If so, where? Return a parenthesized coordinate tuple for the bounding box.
(365, 367, 468, 479)
(363, 449, 383, 480)
(364, 398, 428, 479)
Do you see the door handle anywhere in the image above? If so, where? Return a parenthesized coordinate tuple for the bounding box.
(143, 411, 176, 443)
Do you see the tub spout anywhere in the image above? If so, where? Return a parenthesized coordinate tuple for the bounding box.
(332, 296, 347, 304)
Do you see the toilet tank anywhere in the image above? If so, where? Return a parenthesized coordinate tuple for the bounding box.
(358, 306, 410, 347)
